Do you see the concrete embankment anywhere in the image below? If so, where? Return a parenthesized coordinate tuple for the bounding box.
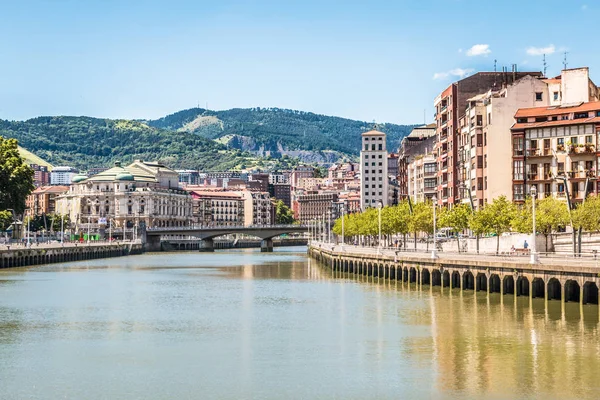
(308, 243, 600, 310)
(0, 242, 143, 269)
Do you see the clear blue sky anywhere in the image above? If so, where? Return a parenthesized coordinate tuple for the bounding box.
(0, 0, 596, 124)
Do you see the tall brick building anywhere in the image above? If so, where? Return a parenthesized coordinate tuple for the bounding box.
(434, 71, 542, 206)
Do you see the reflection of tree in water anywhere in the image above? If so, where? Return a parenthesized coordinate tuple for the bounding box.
(0, 280, 24, 345)
(219, 260, 333, 281)
(427, 291, 600, 398)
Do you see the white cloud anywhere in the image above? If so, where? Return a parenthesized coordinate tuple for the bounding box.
(433, 68, 474, 80)
(526, 44, 556, 56)
(466, 44, 491, 57)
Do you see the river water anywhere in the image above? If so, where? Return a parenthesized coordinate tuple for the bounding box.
(0, 247, 599, 399)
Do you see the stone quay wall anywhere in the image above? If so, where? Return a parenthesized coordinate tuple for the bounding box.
(0, 243, 143, 269)
(308, 243, 600, 311)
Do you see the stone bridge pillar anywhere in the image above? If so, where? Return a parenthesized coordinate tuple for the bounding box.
(261, 238, 274, 252)
(145, 235, 161, 252)
(200, 238, 214, 252)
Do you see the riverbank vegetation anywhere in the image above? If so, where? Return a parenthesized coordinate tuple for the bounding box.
(332, 195, 600, 253)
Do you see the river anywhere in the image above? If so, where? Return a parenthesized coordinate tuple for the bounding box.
(0, 247, 598, 399)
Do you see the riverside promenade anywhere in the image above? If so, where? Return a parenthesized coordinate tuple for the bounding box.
(0, 241, 143, 269)
(309, 242, 600, 308)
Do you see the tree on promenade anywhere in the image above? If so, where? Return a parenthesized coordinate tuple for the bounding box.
(409, 201, 434, 250)
(512, 196, 569, 249)
(439, 203, 471, 252)
(390, 201, 411, 248)
(573, 195, 600, 232)
(0, 136, 34, 215)
(0, 210, 12, 231)
(469, 196, 516, 254)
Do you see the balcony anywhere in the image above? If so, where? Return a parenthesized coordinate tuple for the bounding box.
(527, 148, 553, 157)
(526, 173, 539, 180)
(569, 144, 596, 155)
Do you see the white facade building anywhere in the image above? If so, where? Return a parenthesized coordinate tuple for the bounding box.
(360, 129, 389, 210)
(51, 166, 77, 185)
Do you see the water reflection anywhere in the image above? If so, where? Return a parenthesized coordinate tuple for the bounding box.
(0, 249, 599, 399)
(329, 267, 600, 399)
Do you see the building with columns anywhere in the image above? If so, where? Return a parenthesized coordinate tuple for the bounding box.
(360, 129, 389, 210)
(56, 160, 192, 239)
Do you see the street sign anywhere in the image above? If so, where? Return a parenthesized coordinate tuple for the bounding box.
(98, 218, 107, 225)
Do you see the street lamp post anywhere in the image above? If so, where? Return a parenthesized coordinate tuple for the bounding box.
(377, 201, 383, 252)
(341, 204, 345, 248)
(431, 195, 438, 259)
(530, 186, 539, 264)
(328, 208, 331, 244)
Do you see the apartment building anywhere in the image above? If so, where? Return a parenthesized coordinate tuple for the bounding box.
(25, 185, 70, 217)
(50, 166, 77, 185)
(512, 104, 600, 203)
(398, 124, 436, 200)
(456, 75, 550, 208)
(295, 192, 339, 223)
(407, 154, 437, 203)
(31, 164, 51, 187)
(290, 165, 315, 188)
(360, 129, 389, 210)
(189, 191, 244, 226)
(434, 71, 543, 206)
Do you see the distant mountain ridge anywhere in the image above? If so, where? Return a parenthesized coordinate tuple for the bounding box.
(147, 107, 417, 163)
(0, 107, 417, 171)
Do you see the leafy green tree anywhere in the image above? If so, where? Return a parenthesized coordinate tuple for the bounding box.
(439, 203, 471, 252)
(573, 196, 600, 232)
(469, 196, 516, 253)
(50, 214, 70, 232)
(274, 200, 295, 224)
(512, 196, 569, 249)
(0, 210, 13, 231)
(409, 201, 434, 250)
(0, 137, 34, 215)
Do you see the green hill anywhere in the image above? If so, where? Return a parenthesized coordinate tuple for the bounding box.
(0, 117, 259, 171)
(0, 108, 416, 171)
(147, 107, 417, 163)
(18, 145, 54, 170)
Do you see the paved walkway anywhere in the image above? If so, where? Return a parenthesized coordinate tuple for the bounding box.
(311, 242, 600, 268)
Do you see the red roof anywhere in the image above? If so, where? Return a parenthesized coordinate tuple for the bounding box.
(514, 101, 600, 118)
(512, 116, 600, 130)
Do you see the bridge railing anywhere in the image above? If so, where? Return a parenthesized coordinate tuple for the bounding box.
(147, 224, 309, 232)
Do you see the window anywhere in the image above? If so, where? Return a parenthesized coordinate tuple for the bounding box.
(543, 139, 550, 150)
(488, 113, 492, 125)
(476, 115, 483, 126)
(365, 155, 368, 159)
(544, 183, 551, 194)
(571, 136, 578, 145)
(371, 144, 375, 150)
(364, 162, 368, 167)
(365, 144, 368, 150)
(477, 156, 483, 168)
(513, 137, 524, 156)
(378, 162, 382, 166)
(484, 176, 488, 190)
(558, 162, 565, 174)
(484, 132, 487, 146)
(379, 155, 382, 158)
(364, 185, 368, 189)
(586, 135, 593, 144)
(484, 154, 488, 168)
(371, 162, 375, 166)
(535, 92, 543, 101)
(553, 91, 559, 101)
(378, 144, 383, 151)
(477, 178, 483, 191)
(513, 184, 524, 201)
(424, 178, 436, 188)
(513, 160, 524, 180)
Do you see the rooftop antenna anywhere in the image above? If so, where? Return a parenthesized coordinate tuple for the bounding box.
(563, 51, 568, 70)
(543, 54, 547, 77)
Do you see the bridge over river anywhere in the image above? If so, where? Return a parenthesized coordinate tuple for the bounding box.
(143, 225, 309, 252)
